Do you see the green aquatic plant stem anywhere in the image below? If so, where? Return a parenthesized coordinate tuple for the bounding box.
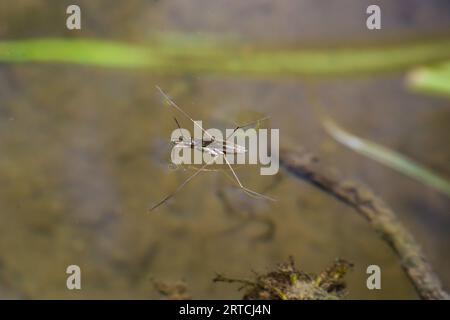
(1, 37, 450, 76)
(321, 116, 450, 197)
(408, 61, 450, 97)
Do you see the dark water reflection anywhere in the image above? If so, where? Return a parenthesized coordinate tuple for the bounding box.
(0, 0, 449, 299)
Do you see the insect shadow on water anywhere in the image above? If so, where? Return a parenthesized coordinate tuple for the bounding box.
(149, 86, 276, 211)
(216, 174, 284, 242)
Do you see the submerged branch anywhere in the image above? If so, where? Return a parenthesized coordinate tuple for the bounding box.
(279, 148, 449, 300)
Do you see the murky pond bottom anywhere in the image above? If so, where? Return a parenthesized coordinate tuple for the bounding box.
(1, 66, 448, 299)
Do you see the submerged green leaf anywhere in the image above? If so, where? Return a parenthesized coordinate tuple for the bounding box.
(0, 39, 152, 67)
(408, 61, 450, 97)
(1, 37, 450, 76)
(321, 116, 450, 197)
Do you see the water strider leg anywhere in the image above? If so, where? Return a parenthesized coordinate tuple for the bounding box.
(149, 160, 212, 212)
(225, 116, 271, 140)
(222, 156, 276, 202)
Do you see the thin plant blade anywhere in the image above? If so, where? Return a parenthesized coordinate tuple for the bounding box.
(2, 37, 450, 76)
(321, 116, 450, 197)
(408, 61, 450, 97)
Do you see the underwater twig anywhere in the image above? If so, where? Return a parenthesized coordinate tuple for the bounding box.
(279, 148, 450, 300)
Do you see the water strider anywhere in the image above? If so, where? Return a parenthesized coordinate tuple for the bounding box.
(149, 86, 276, 211)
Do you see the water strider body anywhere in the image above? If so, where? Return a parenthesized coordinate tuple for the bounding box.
(171, 135, 247, 158)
